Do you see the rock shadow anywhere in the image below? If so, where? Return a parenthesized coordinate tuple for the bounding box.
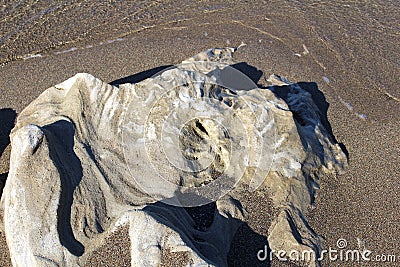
(230, 63, 348, 160)
(231, 62, 263, 87)
(0, 108, 16, 158)
(0, 108, 17, 199)
(228, 223, 271, 267)
(43, 120, 84, 256)
(297, 82, 349, 159)
(110, 65, 173, 86)
(273, 82, 349, 160)
(144, 201, 271, 267)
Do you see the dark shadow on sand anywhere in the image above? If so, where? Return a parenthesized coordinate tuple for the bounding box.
(110, 65, 174, 86)
(272, 82, 349, 160)
(144, 201, 272, 267)
(229, 62, 349, 160)
(0, 173, 7, 200)
(231, 62, 263, 87)
(0, 108, 17, 199)
(0, 108, 16, 158)
(228, 223, 271, 267)
(297, 82, 349, 159)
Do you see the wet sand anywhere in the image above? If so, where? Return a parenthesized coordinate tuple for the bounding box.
(1, 0, 399, 266)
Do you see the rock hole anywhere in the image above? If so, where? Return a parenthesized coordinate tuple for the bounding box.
(195, 121, 208, 136)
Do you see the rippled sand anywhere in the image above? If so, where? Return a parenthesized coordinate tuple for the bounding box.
(1, 1, 399, 266)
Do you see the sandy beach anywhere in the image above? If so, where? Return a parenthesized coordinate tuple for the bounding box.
(1, 0, 399, 266)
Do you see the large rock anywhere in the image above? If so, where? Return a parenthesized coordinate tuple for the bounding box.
(0, 48, 346, 266)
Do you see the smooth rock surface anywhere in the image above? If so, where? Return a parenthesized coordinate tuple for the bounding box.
(0, 48, 346, 266)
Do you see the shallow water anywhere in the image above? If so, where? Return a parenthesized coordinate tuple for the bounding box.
(3, 1, 398, 63)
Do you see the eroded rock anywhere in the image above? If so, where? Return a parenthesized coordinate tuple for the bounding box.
(0, 48, 346, 266)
